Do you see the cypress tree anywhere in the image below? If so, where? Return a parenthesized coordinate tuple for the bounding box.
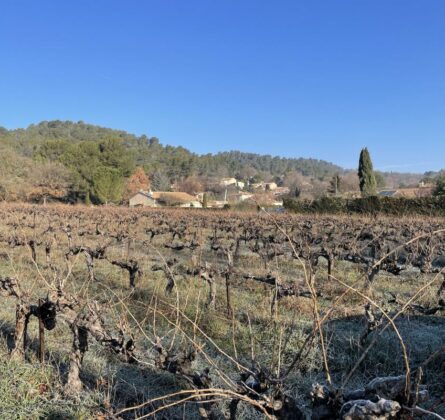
(358, 148, 377, 197)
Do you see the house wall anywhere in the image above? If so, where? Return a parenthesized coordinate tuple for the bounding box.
(129, 194, 157, 207)
(221, 178, 237, 186)
(233, 194, 252, 202)
(208, 201, 225, 208)
(178, 201, 202, 208)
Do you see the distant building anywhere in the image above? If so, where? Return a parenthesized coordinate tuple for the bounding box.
(129, 190, 202, 208)
(418, 181, 434, 189)
(378, 188, 433, 198)
(251, 182, 278, 191)
(246, 193, 283, 207)
(207, 200, 226, 208)
(218, 178, 245, 189)
(220, 178, 237, 187)
(264, 182, 277, 191)
(151, 191, 202, 207)
(236, 181, 245, 189)
(228, 192, 253, 203)
(271, 187, 290, 196)
(378, 190, 397, 198)
(129, 191, 157, 207)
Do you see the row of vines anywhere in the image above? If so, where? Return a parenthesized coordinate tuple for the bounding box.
(0, 204, 444, 419)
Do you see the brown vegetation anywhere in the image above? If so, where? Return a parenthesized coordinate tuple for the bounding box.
(0, 204, 443, 418)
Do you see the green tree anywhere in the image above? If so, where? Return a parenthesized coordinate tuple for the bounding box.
(202, 193, 208, 208)
(151, 170, 171, 191)
(40, 137, 135, 203)
(328, 174, 342, 196)
(98, 137, 134, 177)
(434, 176, 445, 196)
(358, 148, 377, 197)
(60, 142, 101, 201)
(92, 166, 124, 204)
(374, 172, 386, 189)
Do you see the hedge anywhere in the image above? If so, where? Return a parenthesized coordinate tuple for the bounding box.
(283, 196, 445, 217)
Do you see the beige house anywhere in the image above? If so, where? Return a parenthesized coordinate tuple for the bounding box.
(129, 191, 157, 207)
(229, 192, 253, 203)
(220, 177, 237, 187)
(129, 191, 202, 208)
(207, 200, 226, 208)
(151, 192, 202, 207)
(264, 182, 278, 191)
(251, 182, 278, 191)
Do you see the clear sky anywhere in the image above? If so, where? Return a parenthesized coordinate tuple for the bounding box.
(1, 1, 444, 172)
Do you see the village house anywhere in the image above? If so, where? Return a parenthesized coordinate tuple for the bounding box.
(228, 192, 253, 203)
(218, 178, 245, 189)
(271, 186, 290, 196)
(129, 191, 202, 208)
(250, 182, 263, 190)
(207, 200, 226, 208)
(264, 182, 278, 191)
(418, 181, 435, 189)
(245, 193, 283, 207)
(128, 191, 157, 207)
(220, 177, 237, 187)
(196, 192, 206, 201)
(378, 187, 434, 198)
(251, 182, 278, 191)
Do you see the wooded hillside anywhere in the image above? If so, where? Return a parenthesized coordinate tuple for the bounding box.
(0, 121, 341, 203)
(0, 120, 424, 204)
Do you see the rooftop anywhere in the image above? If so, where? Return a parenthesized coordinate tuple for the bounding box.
(151, 191, 198, 202)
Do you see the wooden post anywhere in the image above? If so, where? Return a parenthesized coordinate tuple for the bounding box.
(38, 299, 45, 363)
(225, 273, 233, 317)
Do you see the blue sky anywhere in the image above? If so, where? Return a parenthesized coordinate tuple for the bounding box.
(1, 0, 445, 172)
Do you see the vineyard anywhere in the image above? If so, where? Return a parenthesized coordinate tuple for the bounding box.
(0, 204, 444, 419)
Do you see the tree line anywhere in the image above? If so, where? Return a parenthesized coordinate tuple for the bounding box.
(0, 120, 441, 204)
(0, 120, 343, 204)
